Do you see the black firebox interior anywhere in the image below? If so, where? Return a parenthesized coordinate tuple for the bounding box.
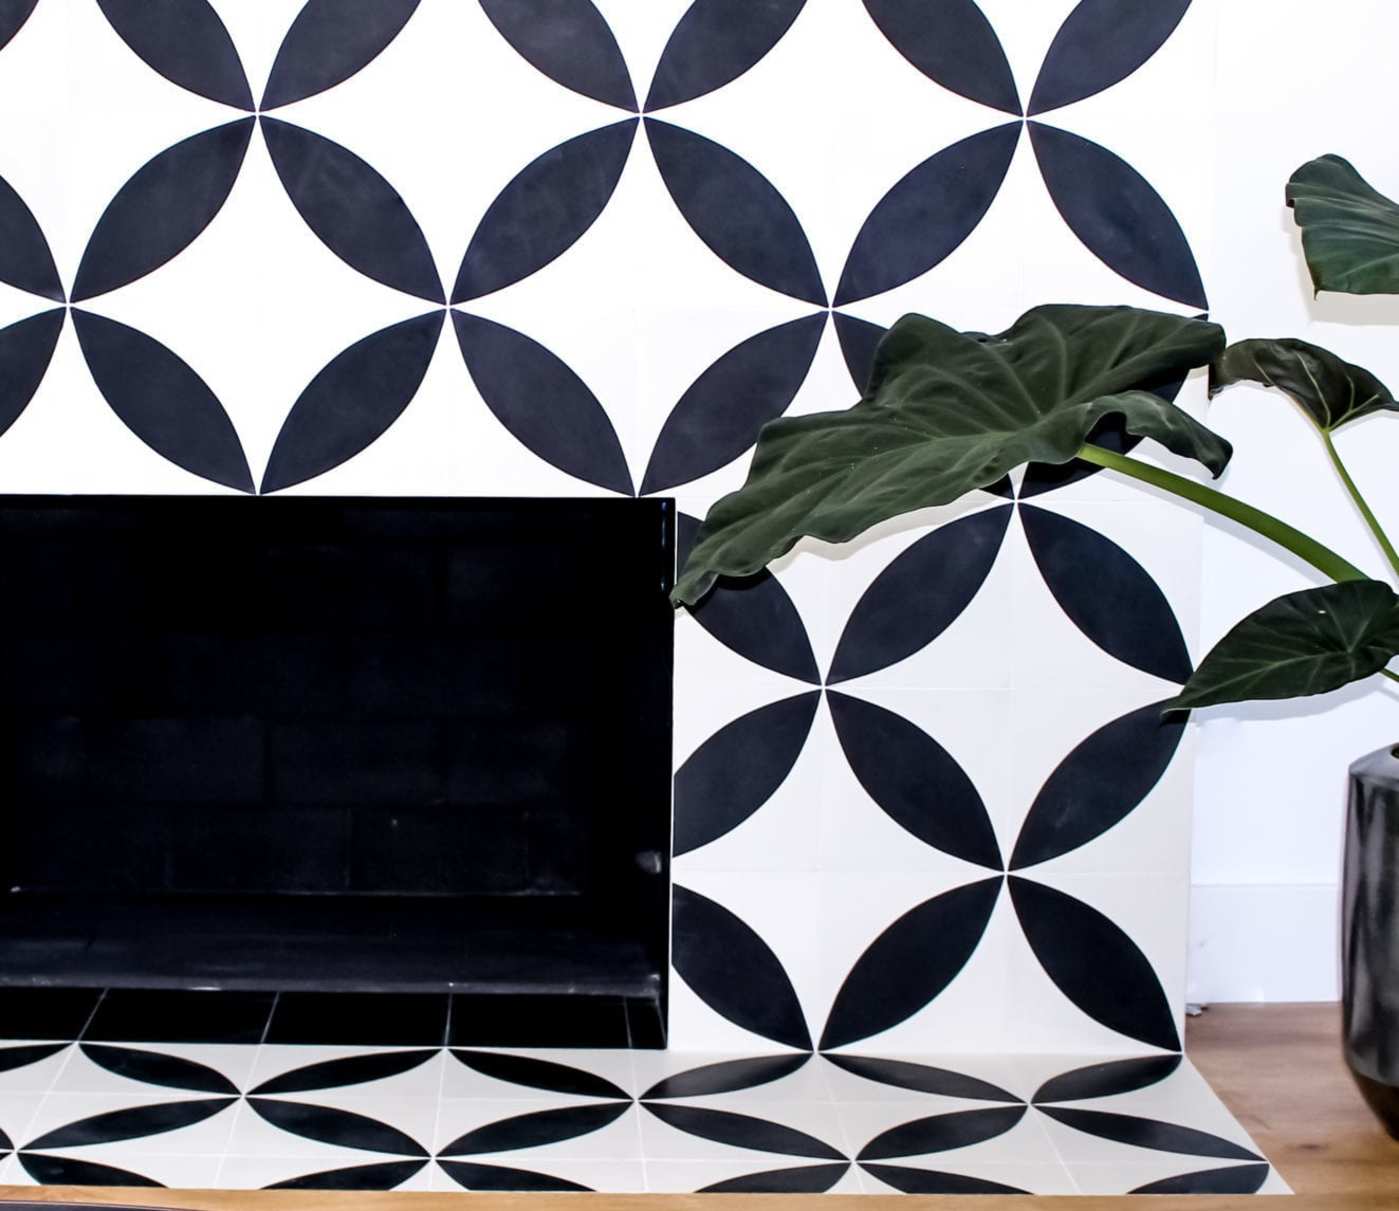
(0, 496, 674, 1043)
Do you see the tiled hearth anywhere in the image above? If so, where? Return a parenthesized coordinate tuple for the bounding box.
(0, 1010, 1284, 1195)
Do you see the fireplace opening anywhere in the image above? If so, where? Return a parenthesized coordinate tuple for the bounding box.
(0, 496, 674, 1043)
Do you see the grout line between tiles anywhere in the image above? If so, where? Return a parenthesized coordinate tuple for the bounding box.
(257, 993, 279, 1046)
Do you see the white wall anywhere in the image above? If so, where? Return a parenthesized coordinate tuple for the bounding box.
(1190, 0, 1399, 1002)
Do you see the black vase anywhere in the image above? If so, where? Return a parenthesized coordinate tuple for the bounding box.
(1343, 744, 1399, 1137)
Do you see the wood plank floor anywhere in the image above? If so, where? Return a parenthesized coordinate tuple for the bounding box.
(3, 1004, 1396, 1209)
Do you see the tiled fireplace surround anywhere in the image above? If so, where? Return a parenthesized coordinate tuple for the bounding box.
(0, 0, 1288, 1197)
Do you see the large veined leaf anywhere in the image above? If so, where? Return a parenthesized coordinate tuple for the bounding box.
(673, 305, 1228, 605)
(1287, 156, 1399, 296)
(1211, 337, 1398, 433)
(1171, 580, 1399, 711)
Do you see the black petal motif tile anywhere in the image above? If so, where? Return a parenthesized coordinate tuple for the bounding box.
(1010, 701, 1186, 870)
(453, 120, 638, 302)
(453, 310, 633, 495)
(863, 0, 1021, 114)
(676, 512, 820, 683)
(1009, 877, 1180, 1051)
(1019, 409, 1144, 499)
(827, 504, 1012, 683)
(831, 311, 884, 393)
(0, 0, 37, 54)
(0, 173, 62, 300)
(438, 1102, 630, 1156)
(252, 1050, 438, 1095)
(72, 309, 254, 492)
(644, 1103, 844, 1160)
(0, 308, 64, 438)
(0, 1043, 67, 1074)
(261, 0, 420, 110)
(265, 993, 448, 1046)
(25, 1097, 235, 1149)
(267, 1159, 428, 1191)
(674, 690, 821, 856)
(857, 1105, 1026, 1160)
(862, 1163, 1028, 1194)
(97, 0, 253, 110)
(1131, 1162, 1272, 1194)
(86, 989, 274, 1045)
(0, 989, 100, 1041)
(71, 117, 254, 302)
(260, 118, 442, 303)
(439, 1160, 591, 1193)
(643, 1054, 810, 1101)
(18, 1152, 162, 1187)
(1019, 503, 1193, 683)
(1029, 121, 1207, 309)
(1033, 1055, 1182, 1104)
(646, 118, 825, 306)
(671, 884, 812, 1051)
(1028, 0, 1192, 116)
(701, 1161, 850, 1193)
(824, 1055, 1019, 1103)
(261, 309, 444, 493)
(641, 312, 826, 496)
(449, 994, 632, 1049)
(248, 1098, 429, 1156)
(479, 0, 636, 111)
(827, 691, 1002, 869)
(835, 122, 1021, 306)
(645, 0, 806, 112)
(821, 879, 1004, 1051)
(861, 1163, 1029, 1191)
(451, 1050, 628, 1100)
(1039, 1106, 1263, 1161)
(81, 1044, 239, 1095)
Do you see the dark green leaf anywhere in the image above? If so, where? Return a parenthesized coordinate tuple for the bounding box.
(1210, 337, 1398, 432)
(1170, 580, 1399, 711)
(1287, 156, 1399, 296)
(674, 305, 1227, 606)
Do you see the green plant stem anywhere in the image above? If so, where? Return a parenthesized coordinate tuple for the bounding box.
(1075, 444, 1368, 584)
(1321, 430, 1399, 580)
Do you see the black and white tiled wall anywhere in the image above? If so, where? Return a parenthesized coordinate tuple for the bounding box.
(0, 0, 1282, 1195)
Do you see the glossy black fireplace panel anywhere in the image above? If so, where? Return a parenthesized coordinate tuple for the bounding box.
(0, 496, 674, 1036)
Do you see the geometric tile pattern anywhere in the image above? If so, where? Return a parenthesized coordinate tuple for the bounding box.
(0, 0, 1210, 1061)
(0, 1036, 1287, 1194)
(0, 0, 1276, 1193)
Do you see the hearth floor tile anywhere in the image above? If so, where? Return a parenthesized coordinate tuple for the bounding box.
(633, 1050, 829, 1102)
(837, 1096, 1063, 1168)
(1065, 1160, 1286, 1196)
(435, 1098, 645, 1161)
(0, 1043, 1280, 1194)
(248, 1044, 448, 1099)
(856, 1158, 1078, 1196)
(0, 1091, 45, 1152)
(643, 1158, 861, 1194)
(0, 1045, 70, 1095)
(434, 1155, 648, 1193)
(52, 1042, 257, 1097)
(233, 1092, 439, 1160)
(11, 1147, 226, 1188)
(220, 1153, 436, 1192)
(443, 1045, 638, 1100)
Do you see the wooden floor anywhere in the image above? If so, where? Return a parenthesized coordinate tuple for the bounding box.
(3, 1004, 1396, 1209)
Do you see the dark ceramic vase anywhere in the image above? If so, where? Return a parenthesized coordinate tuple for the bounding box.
(1343, 744, 1399, 1138)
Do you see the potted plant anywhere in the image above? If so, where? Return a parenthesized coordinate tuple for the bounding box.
(673, 155, 1399, 1137)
